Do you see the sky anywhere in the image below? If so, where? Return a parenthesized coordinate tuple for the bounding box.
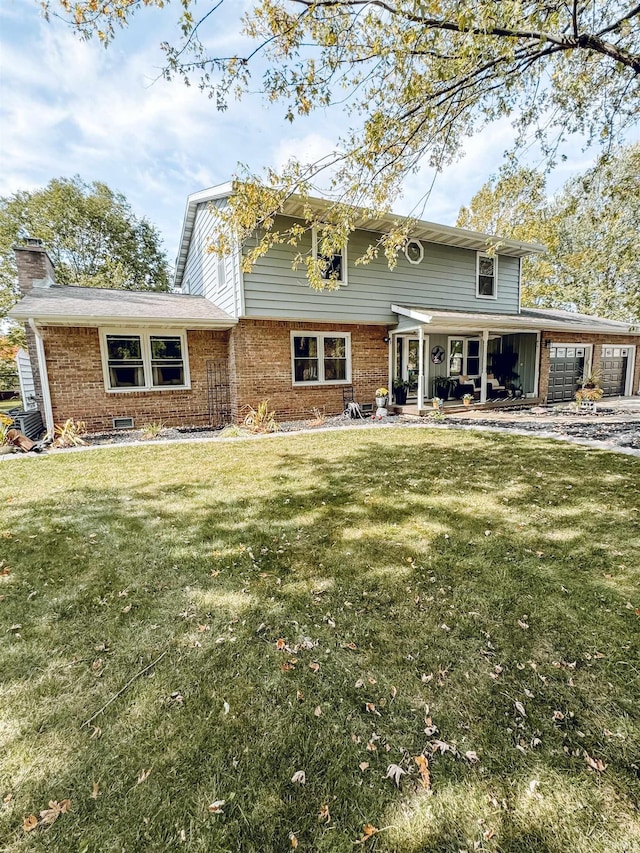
(1, 0, 601, 273)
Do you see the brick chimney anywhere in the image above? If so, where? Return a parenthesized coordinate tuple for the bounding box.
(14, 239, 56, 295)
(13, 239, 57, 416)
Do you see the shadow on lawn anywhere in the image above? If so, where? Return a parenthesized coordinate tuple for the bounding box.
(1, 430, 639, 852)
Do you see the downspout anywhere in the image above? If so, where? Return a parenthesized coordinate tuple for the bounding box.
(417, 326, 425, 411)
(28, 319, 54, 434)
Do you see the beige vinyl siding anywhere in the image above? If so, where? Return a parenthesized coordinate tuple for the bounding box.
(243, 218, 521, 322)
(181, 201, 240, 317)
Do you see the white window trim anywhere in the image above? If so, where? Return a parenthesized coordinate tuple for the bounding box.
(311, 227, 348, 286)
(291, 330, 352, 386)
(404, 239, 424, 265)
(476, 252, 498, 300)
(99, 328, 191, 393)
(447, 336, 481, 379)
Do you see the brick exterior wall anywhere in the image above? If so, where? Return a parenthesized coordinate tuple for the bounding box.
(538, 331, 640, 401)
(41, 327, 230, 432)
(229, 319, 390, 420)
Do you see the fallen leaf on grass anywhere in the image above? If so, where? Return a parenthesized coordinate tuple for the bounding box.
(291, 770, 306, 785)
(90, 782, 100, 799)
(23, 814, 38, 832)
(359, 762, 370, 771)
(365, 703, 380, 716)
(386, 764, 406, 788)
(356, 824, 379, 844)
(308, 662, 320, 673)
(553, 710, 565, 721)
(208, 800, 225, 814)
(137, 769, 152, 785)
(414, 755, 431, 789)
(342, 642, 357, 650)
(518, 620, 529, 629)
(318, 803, 331, 823)
(276, 638, 287, 650)
(121, 604, 132, 614)
(484, 828, 496, 840)
(39, 799, 71, 827)
(515, 701, 527, 717)
(3, 793, 13, 805)
(464, 751, 480, 763)
(585, 754, 607, 772)
(89, 725, 102, 739)
(289, 831, 298, 848)
(314, 706, 322, 717)
(390, 686, 397, 699)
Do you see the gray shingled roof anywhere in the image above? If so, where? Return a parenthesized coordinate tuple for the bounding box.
(9, 285, 237, 328)
(520, 307, 638, 332)
(392, 304, 640, 334)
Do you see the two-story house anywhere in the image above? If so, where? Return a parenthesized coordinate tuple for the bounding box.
(10, 183, 639, 433)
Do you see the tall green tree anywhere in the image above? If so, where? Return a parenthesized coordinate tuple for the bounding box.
(457, 144, 640, 323)
(1, 176, 170, 317)
(43, 1, 640, 284)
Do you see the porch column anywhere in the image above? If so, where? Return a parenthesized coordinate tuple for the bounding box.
(480, 329, 489, 404)
(417, 326, 425, 410)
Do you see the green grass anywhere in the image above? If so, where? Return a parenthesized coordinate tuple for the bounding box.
(0, 398, 20, 414)
(1, 428, 639, 852)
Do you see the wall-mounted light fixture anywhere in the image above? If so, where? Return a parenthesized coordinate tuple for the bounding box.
(543, 338, 551, 348)
(383, 336, 391, 344)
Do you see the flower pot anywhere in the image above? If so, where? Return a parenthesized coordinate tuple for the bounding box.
(432, 400, 440, 409)
(394, 388, 407, 405)
(463, 399, 471, 407)
(375, 396, 388, 408)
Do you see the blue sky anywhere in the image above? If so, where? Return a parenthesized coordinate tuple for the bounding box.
(1, 0, 599, 272)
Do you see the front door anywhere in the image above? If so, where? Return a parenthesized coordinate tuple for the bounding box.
(395, 337, 421, 400)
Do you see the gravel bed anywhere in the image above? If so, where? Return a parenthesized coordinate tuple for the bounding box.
(4, 405, 639, 457)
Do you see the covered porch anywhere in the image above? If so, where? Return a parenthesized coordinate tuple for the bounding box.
(389, 305, 542, 411)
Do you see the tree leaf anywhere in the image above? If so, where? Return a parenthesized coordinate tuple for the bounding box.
(414, 754, 431, 789)
(23, 814, 38, 832)
(291, 770, 306, 785)
(386, 763, 406, 788)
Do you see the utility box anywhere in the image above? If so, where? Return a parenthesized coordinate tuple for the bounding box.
(8, 409, 44, 440)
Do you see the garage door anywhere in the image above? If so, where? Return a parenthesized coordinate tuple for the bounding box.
(548, 346, 585, 402)
(600, 347, 629, 397)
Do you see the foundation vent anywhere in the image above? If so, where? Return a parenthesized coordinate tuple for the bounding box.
(112, 416, 134, 430)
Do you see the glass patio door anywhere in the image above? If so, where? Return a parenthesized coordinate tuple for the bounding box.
(395, 337, 421, 399)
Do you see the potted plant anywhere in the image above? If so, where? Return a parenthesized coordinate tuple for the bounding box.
(393, 378, 409, 405)
(375, 387, 389, 408)
(462, 393, 473, 407)
(432, 396, 443, 410)
(575, 385, 603, 413)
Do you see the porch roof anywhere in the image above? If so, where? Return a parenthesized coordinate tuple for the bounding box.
(391, 305, 640, 335)
(9, 284, 238, 330)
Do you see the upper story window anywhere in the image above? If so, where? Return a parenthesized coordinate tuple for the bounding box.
(312, 228, 347, 286)
(405, 239, 424, 265)
(101, 330, 190, 392)
(477, 252, 498, 299)
(291, 331, 351, 385)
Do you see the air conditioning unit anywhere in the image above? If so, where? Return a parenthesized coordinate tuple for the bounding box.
(112, 417, 135, 430)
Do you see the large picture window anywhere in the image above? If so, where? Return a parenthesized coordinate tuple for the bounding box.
(476, 253, 498, 299)
(101, 330, 190, 392)
(292, 332, 351, 385)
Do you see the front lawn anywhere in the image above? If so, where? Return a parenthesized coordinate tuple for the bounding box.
(1, 429, 638, 852)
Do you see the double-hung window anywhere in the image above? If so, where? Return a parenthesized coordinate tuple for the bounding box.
(448, 338, 481, 378)
(312, 227, 347, 286)
(476, 252, 497, 299)
(101, 330, 189, 392)
(291, 332, 351, 385)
